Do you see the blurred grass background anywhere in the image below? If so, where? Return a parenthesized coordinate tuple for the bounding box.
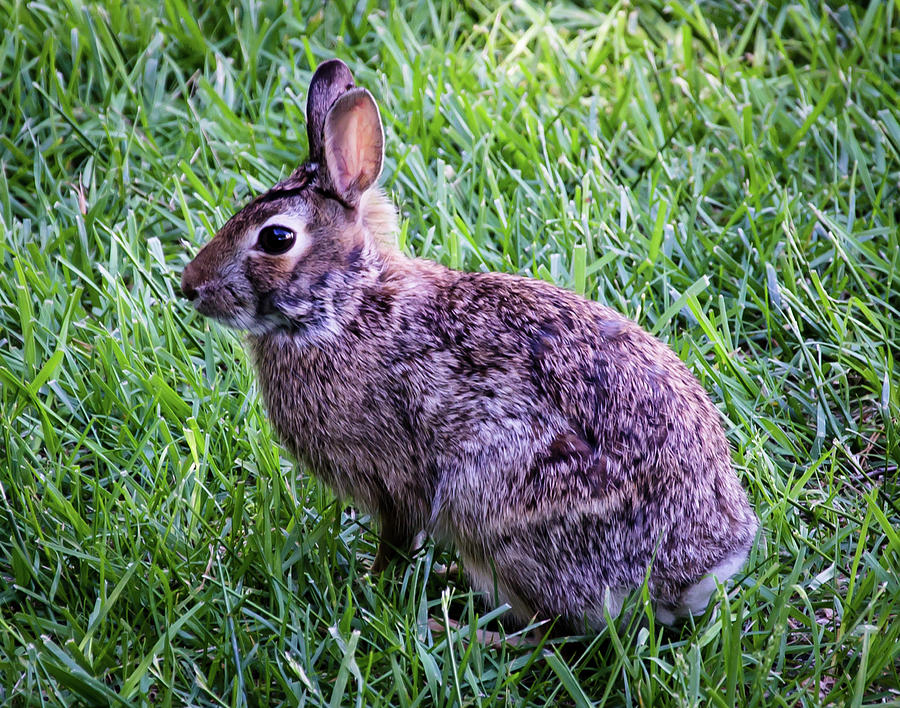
(0, 0, 898, 704)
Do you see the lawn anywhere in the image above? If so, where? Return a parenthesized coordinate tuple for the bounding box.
(1, 0, 898, 705)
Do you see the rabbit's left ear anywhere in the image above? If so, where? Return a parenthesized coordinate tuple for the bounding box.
(322, 88, 384, 207)
(307, 59, 356, 163)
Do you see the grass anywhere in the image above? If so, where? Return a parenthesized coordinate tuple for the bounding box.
(0, 0, 898, 704)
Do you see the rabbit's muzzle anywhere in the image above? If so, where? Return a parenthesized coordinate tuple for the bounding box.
(181, 258, 221, 312)
(180, 277, 199, 302)
(181, 246, 208, 302)
(182, 250, 249, 323)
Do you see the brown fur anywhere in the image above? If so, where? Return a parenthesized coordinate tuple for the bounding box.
(181, 60, 759, 632)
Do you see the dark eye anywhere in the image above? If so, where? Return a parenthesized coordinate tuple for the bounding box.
(257, 225, 296, 254)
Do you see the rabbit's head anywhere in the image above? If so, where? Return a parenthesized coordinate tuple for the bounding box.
(181, 59, 394, 337)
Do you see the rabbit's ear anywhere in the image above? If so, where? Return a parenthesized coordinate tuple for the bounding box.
(322, 88, 384, 206)
(307, 59, 356, 163)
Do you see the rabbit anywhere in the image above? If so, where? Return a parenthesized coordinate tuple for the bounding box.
(180, 58, 759, 633)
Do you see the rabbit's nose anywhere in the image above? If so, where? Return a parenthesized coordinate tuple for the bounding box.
(181, 281, 198, 300)
(181, 268, 199, 301)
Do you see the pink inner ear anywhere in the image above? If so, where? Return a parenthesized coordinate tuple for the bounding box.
(336, 112, 362, 193)
(324, 90, 383, 199)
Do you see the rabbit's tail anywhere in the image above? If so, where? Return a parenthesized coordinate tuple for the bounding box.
(654, 546, 751, 624)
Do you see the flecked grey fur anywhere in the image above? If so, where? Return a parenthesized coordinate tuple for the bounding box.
(181, 59, 759, 633)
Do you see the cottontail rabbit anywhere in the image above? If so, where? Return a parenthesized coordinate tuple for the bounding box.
(181, 59, 759, 632)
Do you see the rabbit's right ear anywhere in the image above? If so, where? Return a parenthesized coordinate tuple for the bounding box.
(307, 59, 356, 163)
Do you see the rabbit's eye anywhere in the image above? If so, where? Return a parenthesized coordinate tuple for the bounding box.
(257, 225, 296, 255)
